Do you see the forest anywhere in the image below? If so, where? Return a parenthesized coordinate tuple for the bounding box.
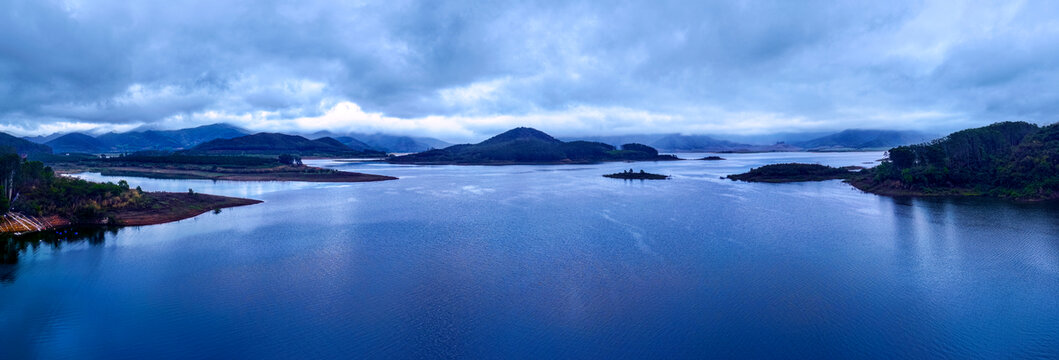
(867, 121, 1059, 198)
(726, 163, 856, 183)
(0, 150, 140, 222)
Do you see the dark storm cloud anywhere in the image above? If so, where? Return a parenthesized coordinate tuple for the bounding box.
(1, 0, 1058, 139)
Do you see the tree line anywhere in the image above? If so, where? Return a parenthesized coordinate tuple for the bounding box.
(872, 121, 1059, 198)
(0, 150, 140, 221)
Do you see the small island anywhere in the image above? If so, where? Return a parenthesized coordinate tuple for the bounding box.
(726, 163, 859, 183)
(388, 127, 680, 165)
(0, 153, 262, 235)
(604, 169, 670, 180)
(700, 156, 726, 160)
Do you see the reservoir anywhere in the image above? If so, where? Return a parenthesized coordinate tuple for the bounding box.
(2, 152, 1057, 358)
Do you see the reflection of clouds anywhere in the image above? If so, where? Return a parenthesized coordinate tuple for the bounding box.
(404, 184, 498, 198)
(855, 207, 881, 216)
(719, 193, 748, 202)
(461, 185, 495, 195)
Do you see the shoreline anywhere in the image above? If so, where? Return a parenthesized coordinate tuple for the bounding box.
(845, 178, 1058, 203)
(1, 192, 263, 235)
(385, 158, 683, 166)
(60, 166, 397, 183)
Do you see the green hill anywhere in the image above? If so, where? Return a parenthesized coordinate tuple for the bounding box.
(46, 133, 106, 154)
(389, 127, 678, 164)
(857, 121, 1059, 199)
(190, 133, 386, 157)
(96, 123, 248, 152)
(0, 133, 52, 155)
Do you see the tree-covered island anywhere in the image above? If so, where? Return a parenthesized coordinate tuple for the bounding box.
(726, 163, 858, 182)
(603, 169, 670, 180)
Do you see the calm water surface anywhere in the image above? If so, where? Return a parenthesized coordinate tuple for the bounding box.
(1, 152, 1058, 359)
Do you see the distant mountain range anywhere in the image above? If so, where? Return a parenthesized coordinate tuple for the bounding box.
(32, 124, 250, 154)
(26, 124, 451, 155)
(15, 124, 936, 156)
(790, 129, 936, 151)
(23, 133, 66, 144)
(564, 134, 796, 152)
(389, 127, 678, 164)
(309, 131, 450, 153)
(0, 133, 52, 155)
(565, 129, 935, 152)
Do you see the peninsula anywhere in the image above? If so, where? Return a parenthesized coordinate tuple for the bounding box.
(727, 121, 1059, 201)
(388, 127, 680, 165)
(852, 121, 1059, 200)
(0, 153, 261, 235)
(47, 153, 397, 182)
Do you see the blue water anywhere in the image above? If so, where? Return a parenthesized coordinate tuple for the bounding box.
(2, 152, 1058, 359)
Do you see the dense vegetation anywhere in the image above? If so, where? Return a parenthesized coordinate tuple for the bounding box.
(389, 127, 679, 164)
(603, 169, 669, 180)
(0, 153, 140, 221)
(727, 163, 856, 182)
(45, 133, 106, 154)
(864, 121, 1059, 199)
(0, 134, 52, 155)
(190, 133, 387, 157)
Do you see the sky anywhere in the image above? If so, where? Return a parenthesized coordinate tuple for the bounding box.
(2, 0, 1059, 142)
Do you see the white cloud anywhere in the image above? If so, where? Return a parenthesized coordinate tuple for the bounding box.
(3, 0, 1059, 138)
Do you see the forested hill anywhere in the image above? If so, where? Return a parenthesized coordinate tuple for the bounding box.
(93, 123, 248, 152)
(0, 133, 52, 155)
(389, 127, 679, 164)
(189, 133, 386, 157)
(793, 129, 934, 150)
(860, 121, 1059, 199)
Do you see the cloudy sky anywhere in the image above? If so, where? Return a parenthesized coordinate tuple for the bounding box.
(2, 0, 1058, 141)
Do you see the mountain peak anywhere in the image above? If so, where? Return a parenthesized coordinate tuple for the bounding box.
(192, 123, 245, 131)
(479, 127, 560, 145)
(46, 133, 105, 154)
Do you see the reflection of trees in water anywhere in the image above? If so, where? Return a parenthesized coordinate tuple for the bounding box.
(1, 227, 116, 266)
(1, 227, 118, 283)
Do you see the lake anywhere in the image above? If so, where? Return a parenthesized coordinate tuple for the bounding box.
(2, 152, 1058, 359)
